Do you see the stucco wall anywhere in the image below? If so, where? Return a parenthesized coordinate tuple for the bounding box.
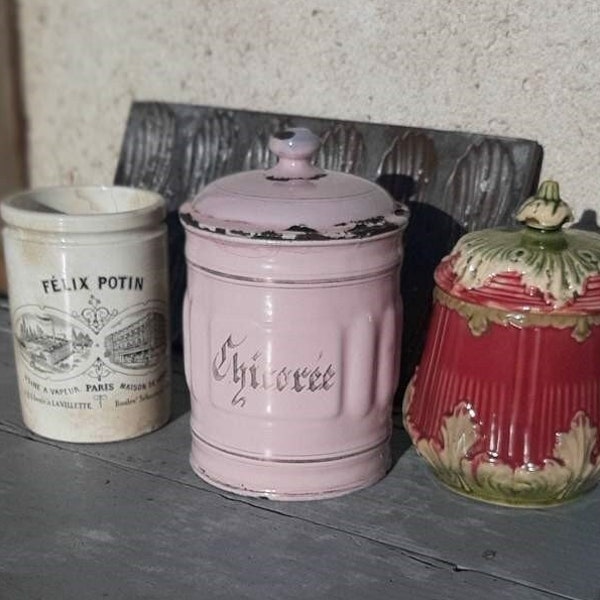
(16, 0, 600, 217)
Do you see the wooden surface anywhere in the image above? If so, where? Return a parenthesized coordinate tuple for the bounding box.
(0, 302, 597, 599)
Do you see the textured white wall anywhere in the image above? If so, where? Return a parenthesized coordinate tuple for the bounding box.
(17, 0, 600, 217)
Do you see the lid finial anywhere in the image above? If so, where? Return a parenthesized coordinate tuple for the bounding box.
(515, 180, 573, 231)
(266, 128, 325, 181)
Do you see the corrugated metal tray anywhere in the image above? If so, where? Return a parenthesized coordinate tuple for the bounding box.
(114, 102, 543, 399)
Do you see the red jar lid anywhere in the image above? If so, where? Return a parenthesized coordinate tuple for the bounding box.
(435, 181, 600, 315)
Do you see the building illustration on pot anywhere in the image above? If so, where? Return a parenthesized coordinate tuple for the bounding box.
(104, 311, 167, 369)
(16, 313, 93, 374)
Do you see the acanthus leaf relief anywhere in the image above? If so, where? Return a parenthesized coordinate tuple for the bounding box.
(403, 382, 600, 506)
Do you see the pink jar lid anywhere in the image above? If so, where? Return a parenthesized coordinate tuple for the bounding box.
(180, 127, 408, 241)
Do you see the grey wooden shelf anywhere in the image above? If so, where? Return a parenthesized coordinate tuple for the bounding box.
(0, 305, 598, 599)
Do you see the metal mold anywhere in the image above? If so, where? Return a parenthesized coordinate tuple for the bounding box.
(114, 102, 543, 401)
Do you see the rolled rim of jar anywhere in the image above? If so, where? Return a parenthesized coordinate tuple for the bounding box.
(0, 186, 166, 233)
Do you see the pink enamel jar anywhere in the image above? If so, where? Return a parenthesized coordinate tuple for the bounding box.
(404, 181, 600, 507)
(180, 128, 408, 500)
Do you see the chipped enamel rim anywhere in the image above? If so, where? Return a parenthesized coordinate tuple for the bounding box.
(179, 127, 409, 243)
(179, 201, 409, 243)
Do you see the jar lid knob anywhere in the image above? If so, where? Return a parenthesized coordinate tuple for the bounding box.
(515, 180, 574, 231)
(266, 128, 325, 181)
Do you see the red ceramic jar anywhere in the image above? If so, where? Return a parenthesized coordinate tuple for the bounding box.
(403, 181, 600, 506)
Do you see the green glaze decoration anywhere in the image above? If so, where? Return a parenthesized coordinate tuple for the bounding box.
(451, 181, 600, 307)
(434, 287, 600, 341)
(403, 381, 600, 507)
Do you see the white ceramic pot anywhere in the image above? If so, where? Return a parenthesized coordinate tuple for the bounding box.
(1, 186, 171, 442)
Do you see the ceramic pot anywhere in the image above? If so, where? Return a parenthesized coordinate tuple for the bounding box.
(1, 186, 171, 442)
(180, 128, 408, 500)
(404, 180, 600, 507)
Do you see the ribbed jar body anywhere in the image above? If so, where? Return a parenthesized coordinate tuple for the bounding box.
(182, 229, 404, 500)
(404, 264, 600, 507)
